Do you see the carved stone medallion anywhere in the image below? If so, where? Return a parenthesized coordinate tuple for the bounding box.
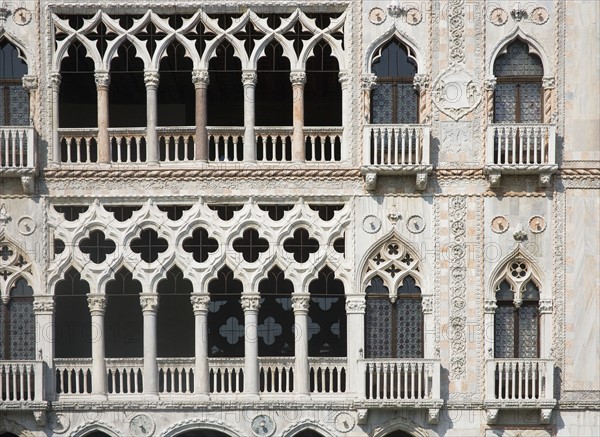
(432, 65, 482, 121)
(406, 215, 425, 234)
(531, 7, 549, 25)
(17, 216, 36, 235)
(363, 215, 382, 233)
(368, 7, 386, 25)
(491, 216, 509, 234)
(529, 215, 546, 233)
(334, 412, 356, 433)
(490, 8, 508, 26)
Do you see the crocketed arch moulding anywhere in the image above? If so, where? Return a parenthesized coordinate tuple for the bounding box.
(0, 236, 38, 298)
(159, 418, 242, 437)
(487, 27, 551, 78)
(364, 25, 423, 73)
(69, 420, 120, 437)
(280, 418, 337, 437)
(487, 246, 547, 299)
(370, 416, 429, 437)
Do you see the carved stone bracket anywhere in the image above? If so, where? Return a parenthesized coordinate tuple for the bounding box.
(485, 408, 499, 424)
(241, 294, 261, 311)
(356, 408, 368, 425)
(416, 171, 429, 191)
(364, 172, 377, 191)
(21, 175, 35, 194)
(33, 410, 46, 427)
(428, 408, 440, 424)
(540, 408, 553, 424)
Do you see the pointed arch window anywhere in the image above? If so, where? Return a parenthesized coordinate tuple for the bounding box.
(208, 266, 244, 358)
(494, 279, 540, 358)
(365, 275, 423, 359)
(371, 38, 418, 124)
(258, 266, 294, 356)
(493, 39, 544, 123)
(0, 279, 35, 360)
(0, 40, 29, 126)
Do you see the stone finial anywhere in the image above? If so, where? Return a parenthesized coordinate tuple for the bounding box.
(513, 222, 528, 242)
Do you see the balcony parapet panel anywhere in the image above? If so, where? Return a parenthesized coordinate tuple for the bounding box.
(0, 126, 37, 193)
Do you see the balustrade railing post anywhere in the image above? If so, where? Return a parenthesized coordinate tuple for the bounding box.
(144, 71, 160, 164)
(140, 293, 159, 396)
(95, 71, 111, 163)
(191, 294, 210, 396)
(87, 294, 107, 396)
(192, 70, 209, 162)
(241, 294, 260, 396)
(292, 294, 310, 396)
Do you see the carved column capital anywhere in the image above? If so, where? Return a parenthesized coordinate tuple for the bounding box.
(241, 294, 261, 311)
(94, 71, 111, 88)
(87, 294, 107, 316)
(33, 296, 54, 314)
(241, 71, 257, 86)
(413, 73, 430, 91)
(542, 76, 556, 89)
(422, 296, 433, 314)
(338, 70, 351, 89)
(345, 297, 366, 313)
(539, 298, 554, 314)
(190, 294, 210, 314)
(144, 70, 160, 89)
(484, 78, 497, 91)
(361, 73, 378, 90)
(484, 299, 498, 313)
(22, 74, 38, 91)
(1, 295, 10, 306)
(49, 72, 62, 90)
(289, 71, 307, 86)
(140, 293, 159, 313)
(192, 70, 210, 87)
(291, 294, 310, 313)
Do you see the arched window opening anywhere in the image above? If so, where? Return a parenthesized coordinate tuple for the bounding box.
(54, 268, 91, 358)
(493, 39, 544, 123)
(256, 42, 292, 127)
(494, 279, 540, 358)
(371, 38, 418, 124)
(305, 41, 341, 127)
(59, 42, 97, 129)
(82, 432, 113, 437)
(0, 279, 34, 360)
(171, 431, 235, 437)
(208, 266, 244, 357)
(0, 40, 28, 126)
(292, 431, 328, 437)
(308, 266, 346, 357)
(207, 42, 243, 126)
(365, 275, 423, 358)
(109, 41, 146, 127)
(157, 266, 194, 358)
(258, 266, 294, 356)
(105, 268, 142, 358)
(158, 41, 194, 127)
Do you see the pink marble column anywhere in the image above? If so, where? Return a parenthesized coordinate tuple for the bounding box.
(290, 71, 306, 162)
(95, 71, 111, 163)
(192, 70, 210, 162)
(144, 71, 160, 164)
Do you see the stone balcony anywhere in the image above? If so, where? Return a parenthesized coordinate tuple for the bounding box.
(361, 124, 433, 191)
(0, 126, 37, 193)
(484, 123, 558, 187)
(0, 361, 47, 423)
(484, 358, 556, 425)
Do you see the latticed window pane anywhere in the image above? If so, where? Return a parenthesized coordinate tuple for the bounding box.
(0, 306, 4, 359)
(372, 83, 393, 124)
(519, 306, 539, 358)
(494, 306, 515, 358)
(396, 298, 423, 358)
(494, 83, 517, 123)
(8, 299, 35, 359)
(493, 40, 543, 77)
(395, 83, 418, 124)
(519, 83, 542, 123)
(365, 298, 392, 358)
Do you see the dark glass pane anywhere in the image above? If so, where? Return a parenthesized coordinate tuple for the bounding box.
(371, 83, 394, 124)
(365, 297, 392, 358)
(493, 40, 544, 77)
(519, 305, 539, 358)
(371, 39, 417, 77)
(396, 298, 423, 358)
(520, 83, 542, 123)
(494, 306, 515, 358)
(496, 280, 514, 301)
(494, 83, 517, 123)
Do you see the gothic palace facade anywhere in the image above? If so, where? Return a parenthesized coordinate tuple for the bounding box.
(0, 1, 598, 436)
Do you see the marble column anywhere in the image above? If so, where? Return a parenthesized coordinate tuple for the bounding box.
(242, 71, 257, 162)
(290, 71, 306, 162)
(190, 294, 210, 395)
(192, 70, 210, 162)
(361, 73, 377, 124)
(338, 71, 351, 160)
(21, 74, 38, 126)
(140, 293, 159, 395)
(484, 78, 497, 124)
(483, 299, 498, 360)
(413, 74, 430, 123)
(95, 71, 111, 163)
(241, 294, 260, 395)
(542, 76, 556, 124)
(345, 296, 365, 396)
(49, 72, 62, 164)
(87, 294, 107, 395)
(292, 294, 310, 395)
(33, 296, 54, 400)
(144, 71, 160, 164)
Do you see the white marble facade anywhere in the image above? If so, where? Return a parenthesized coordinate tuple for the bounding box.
(0, 1, 598, 437)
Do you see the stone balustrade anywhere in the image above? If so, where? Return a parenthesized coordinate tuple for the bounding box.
(0, 360, 44, 403)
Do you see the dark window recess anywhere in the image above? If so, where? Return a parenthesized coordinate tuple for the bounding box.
(258, 267, 294, 357)
(0, 40, 29, 126)
(308, 266, 346, 358)
(258, 204, 294, 221)
(365, 275, 423, 359)
(79, 230, 116, 263)
(54, 268, 91, 358)
(54, 205, 89, 221)
(0, 279, 35, 360)
(232, 228, 269, 263)
(309, 204, 344, 221)
(157, 205, 192, 221)
(208, 42, 243, 126)
(283, 228, 319, 263)
(255, 42, 292, 126)
(208, 266, 244, 358)
(305, 41, 341, 127)
(105, 268, 143, 358)
(54, 239, 66, 256)
(104, 205, 142, 222)
(494, 280, 540, 358)
(158, 41, 195, 126)
(182, 228, 219, 263)
(131, 229, 168, 263)
(208, 204, 243, 221)
(109, 41, 146, 127)
(157, 267, 194, 358)
(333, 237, 345, 255)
